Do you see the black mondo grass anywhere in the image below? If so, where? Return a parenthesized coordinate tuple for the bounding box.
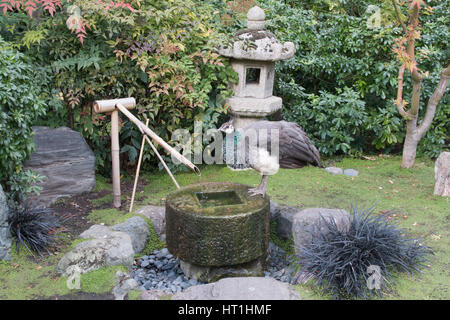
(8, 206, 67, 257)
(296, 205, 432, 299)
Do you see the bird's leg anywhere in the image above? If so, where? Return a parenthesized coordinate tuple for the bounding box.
(248, 174, 269, 197)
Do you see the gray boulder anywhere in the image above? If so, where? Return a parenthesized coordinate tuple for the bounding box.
(171, 277, 301, 300)
(293, 208, 350, 255)
(134, 205, 166, 241)
(0, 185, 11, 261)
(56, 225, 134, 276)
(24, 126, 96, 208)
(269, 201, 281, 220)
(56, 216, 150, 275)
(112, 216, 149, 254)
(434, 152, 450, 197)
(276, 204, 301, 240)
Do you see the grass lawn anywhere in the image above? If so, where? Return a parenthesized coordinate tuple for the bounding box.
(0, 155, 448, 299)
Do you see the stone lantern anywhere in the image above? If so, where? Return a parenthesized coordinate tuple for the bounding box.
(218, 6, 295, 129)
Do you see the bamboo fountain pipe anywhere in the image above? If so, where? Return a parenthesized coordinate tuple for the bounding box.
(115, 102, 201, 176)
(94, 97, 200, 209)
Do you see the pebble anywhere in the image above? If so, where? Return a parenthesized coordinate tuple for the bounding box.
(132, 243, 297, 293)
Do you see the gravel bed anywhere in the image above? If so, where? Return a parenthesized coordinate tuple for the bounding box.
(131, 242, 297, 293)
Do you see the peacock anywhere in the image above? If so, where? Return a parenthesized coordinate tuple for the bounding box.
(219, 120, 322, 196)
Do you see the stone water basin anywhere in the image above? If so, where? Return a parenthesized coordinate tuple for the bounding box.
(165, 182, 270, 273)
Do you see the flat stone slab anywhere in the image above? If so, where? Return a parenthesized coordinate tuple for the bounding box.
(179, 258, 264, 283)
(24, 126, 96, 207)
(171, 277, 301, 300)
(343, 169, 359, 177)
(324, 167, 343, 175)
(140, 290, 174, 300)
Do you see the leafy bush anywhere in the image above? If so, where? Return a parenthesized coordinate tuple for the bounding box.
(8, 207, 65, 256)
(296, 205, 432, 299)
(260, 0, 449, 157)
(0, 37, 47, 198)
(0, 0, 238, 174)
(283, 86, 368, 155)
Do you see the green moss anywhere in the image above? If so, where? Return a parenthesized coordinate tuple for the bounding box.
(127, 289, 142, 300)
(269, 219, 295, 256)
(88, 208, 135, 226)
(0, 248, 71, 300)
(80, 266, 126, 293)
(137, 218, 165, 256)
(90, 193, 114, 207)
(0, 236, 128, 299)
(93, 175, 113, 192)
(166, 182, 268, 216)
(69, 238, 88, 249)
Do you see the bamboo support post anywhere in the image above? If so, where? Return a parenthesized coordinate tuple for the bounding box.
(111, 110, 121, 208)
(94, 98, 136, 209)
(129, 119, 149, 213)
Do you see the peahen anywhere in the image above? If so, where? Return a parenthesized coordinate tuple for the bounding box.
(219, 120, 322, 196)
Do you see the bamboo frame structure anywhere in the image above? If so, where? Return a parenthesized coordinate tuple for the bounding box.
(94, 97, 199, 209)
(111, 109, 121, 208)
(129, 119, 150, 213)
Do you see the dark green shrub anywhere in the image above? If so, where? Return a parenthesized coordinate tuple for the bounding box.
(8, 206, 65, 256)
(0, 37, 46, 198)
(283, 86, 368, 155)
(295, 205, 432, 299)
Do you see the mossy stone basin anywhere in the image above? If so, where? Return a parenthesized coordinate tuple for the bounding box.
(165, 182, 270, 267)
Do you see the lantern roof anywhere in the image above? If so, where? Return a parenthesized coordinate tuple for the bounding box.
(218, 6, 295, 62)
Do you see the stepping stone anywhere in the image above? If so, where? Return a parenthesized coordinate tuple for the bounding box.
(171, 277, 301, 300)
(325, 167, 343, 175)
(343, 169, 359, 177)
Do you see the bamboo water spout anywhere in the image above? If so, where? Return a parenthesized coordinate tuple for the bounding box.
(94, 97, 200, 208)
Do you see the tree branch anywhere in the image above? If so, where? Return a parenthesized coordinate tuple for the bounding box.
(417, 64, 450, 139)
(391, 0, 408, 34)
(395, 64, 413, 120)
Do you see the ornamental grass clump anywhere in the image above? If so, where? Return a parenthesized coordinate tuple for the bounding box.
(296, 205, 432, 299)
(9, 207, 66, 257)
